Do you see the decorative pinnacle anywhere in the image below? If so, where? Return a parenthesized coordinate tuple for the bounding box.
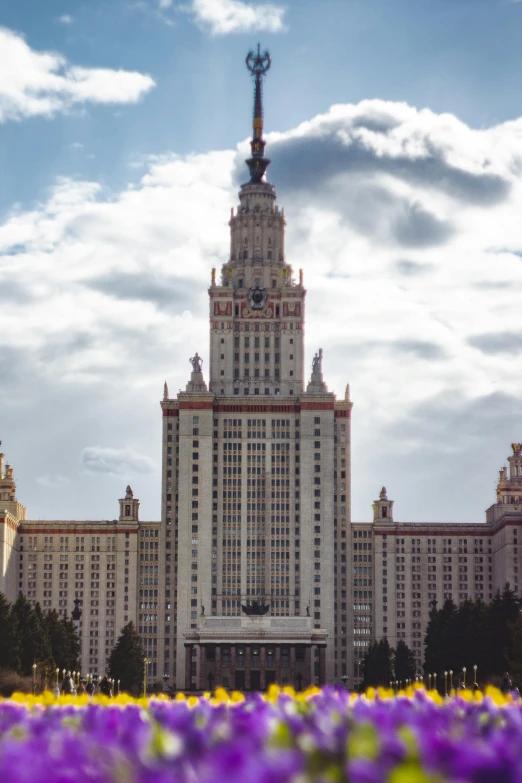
(245, 44, 271, 183)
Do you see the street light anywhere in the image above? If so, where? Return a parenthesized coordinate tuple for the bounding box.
(32, 663, 37, 696)
(449, 670, 453, 695)
(341, 674, 349, 690)
(433, 673, 437, 692)
(444, 671, 448, 697)
(473, 665, 478, 686)
(428, 674, 432, 690)
(143, 659, 149, 699)
(462, 667, 466, 689)
(117, 679, 121, 696)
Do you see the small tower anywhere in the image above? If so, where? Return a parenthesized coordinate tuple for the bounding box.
(119, 485, 140, 522)
(372, 486, 394, 523)
(0, 452, 26, 521)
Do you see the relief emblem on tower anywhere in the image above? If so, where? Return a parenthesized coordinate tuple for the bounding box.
(214, 301, 232, 316)
(248, 285, 268, 310)
(283, 302, 301, 317)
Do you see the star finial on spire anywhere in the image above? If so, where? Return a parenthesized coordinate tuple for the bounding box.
(245, 45, 272, 183)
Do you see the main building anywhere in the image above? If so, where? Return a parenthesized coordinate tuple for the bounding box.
(1, 50, 521, 690)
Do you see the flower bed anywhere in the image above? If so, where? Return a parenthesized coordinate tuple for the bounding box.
(0, 685, 520, 782)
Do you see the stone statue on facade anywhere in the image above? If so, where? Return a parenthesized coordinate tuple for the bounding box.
(311, 348, 323, 375)
(189, 353, 203, 374)
(125, 486, 133, 499)
(306, 348, 328, 394)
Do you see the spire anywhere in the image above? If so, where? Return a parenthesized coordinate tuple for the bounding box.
(245, 44, 271, 183)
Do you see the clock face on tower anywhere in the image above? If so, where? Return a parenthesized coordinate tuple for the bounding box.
(248, 285, 268, 310)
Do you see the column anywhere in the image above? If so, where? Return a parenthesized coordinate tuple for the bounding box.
(215, 646, 222, 687)
(245, 646, 252, 691)
(319, 647, 326, 686)
(290, 646, 296, 687)
(230, 646, 237, 690)
(185, 645, 193, 690)
(199, 646, 207, 691)
(260, 646, 266, 691)
(304, 646, 312, 687)
(275, 646, 282, 685)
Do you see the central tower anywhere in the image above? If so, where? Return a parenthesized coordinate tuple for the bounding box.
(162, 49, 352, 691)
(209, 45, 305, 398)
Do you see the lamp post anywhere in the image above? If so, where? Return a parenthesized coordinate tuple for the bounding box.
(462, 667, 466, 689)
(449, 670, 453, 695)
(71, 598, 82, 675)
(163, 673, 170, 693)
(117, 679, 121, 696)
(32, 663, 37, 696)
(433, 673, 437, 692)
(473, 665, 477, 687)
(54, 667, 60, 698)
(444, 671, 448, 697)
(143, 659, 149, 699)
(428, 674, 432, 690)
(341, 674, 349, 690)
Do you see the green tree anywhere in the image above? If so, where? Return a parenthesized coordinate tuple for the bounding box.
(11, 594, 49, 675)
(424, 598, 458, 675)
(59, 613, 81, 672)
(394, 640, 416, 683)
(44, 610, 80, 672)
(507, 613, 522, 687)
(108, 622, 145, 696)
(0, 592, 20, 672)
(362, 638, 394, 688)
(487, 584, 520, 676)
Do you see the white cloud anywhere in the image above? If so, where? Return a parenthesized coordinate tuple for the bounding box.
(158, 0, 172, 7)
(57, 14, 74, 24)
(80, 447, 155, 476)
(1, 100, 522, 521)
(0, 26, 155, 124)
(187, 0, 286, 34)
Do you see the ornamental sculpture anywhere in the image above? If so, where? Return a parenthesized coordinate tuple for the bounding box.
(312, 348, 323, 374)
(189, 353, 203, 374)
(241, 600, 271, 616)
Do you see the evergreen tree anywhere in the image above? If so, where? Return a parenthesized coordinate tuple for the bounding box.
(33, 603, 51, 661)
(507, 613, 522, 687)
(11, 594, 49, 675)
(361, 641, 379, 689)
(424, 598, 458, 675)
(394, 640, 416, 683)
(361, 638, 394, 688)
(488, 584, 520, 675)
(59, 613, 81, 672)
(376, 638, 394, 687)
(108, 622, 145, 696)
(44, 610, 80, 672)
(0, 592, 20, 672)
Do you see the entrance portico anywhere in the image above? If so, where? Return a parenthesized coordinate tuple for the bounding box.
(183, 615, 327, 691)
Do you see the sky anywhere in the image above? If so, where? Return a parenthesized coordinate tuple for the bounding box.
(1, 0, 522, 524)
